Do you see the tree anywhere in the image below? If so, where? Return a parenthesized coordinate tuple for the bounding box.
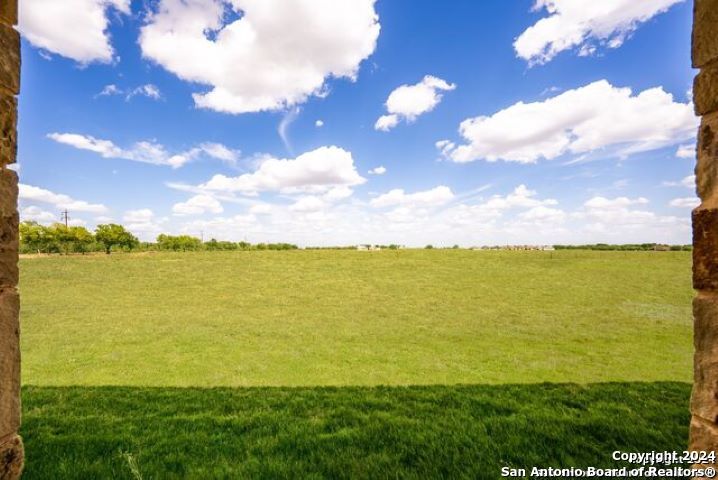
(95, 224, 138, 254)
(19, 221, 52, 253)
(157, 234, 202, 251)
(68, 226, 95, 254)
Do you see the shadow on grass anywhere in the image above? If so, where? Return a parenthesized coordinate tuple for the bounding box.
(21, 382, 690, 479)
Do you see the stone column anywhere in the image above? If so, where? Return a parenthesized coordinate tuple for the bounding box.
(691, 0, 718, 466)
(0, 0, 22, 478)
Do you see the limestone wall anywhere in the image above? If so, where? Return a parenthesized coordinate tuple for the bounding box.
(0, 0, 22, 478)
(691, 0, 718, 467)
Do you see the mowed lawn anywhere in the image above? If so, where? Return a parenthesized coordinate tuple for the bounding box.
(18, 250, 694, 478)
(21, 250, 693, 386)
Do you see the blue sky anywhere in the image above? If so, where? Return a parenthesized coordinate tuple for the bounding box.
(15, 0, 698, 246)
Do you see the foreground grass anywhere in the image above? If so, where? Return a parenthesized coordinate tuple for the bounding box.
(20, 250, 693, 386)
(21, 382, 690, 479)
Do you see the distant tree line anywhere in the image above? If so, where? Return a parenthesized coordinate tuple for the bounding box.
(552, 243, 692, 251)
(19, 221, 298, 255)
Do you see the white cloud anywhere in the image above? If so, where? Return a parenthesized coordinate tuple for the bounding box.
(173, 195, 224, 216)
(123, 209, 154, 223)
(198, 143, 240, 165)
(96, 84, 163, 101)
(290, 196, 326, 213)
(19, 184, 108, 213)
(439, 80, 697, 164)
(249, 204, 273, 215)
(578, 196, 662, 228)
(375, 75, 455, 131)
(669, 197, 700, 208)
(371, 186, 454, 208)
(374, 115, 399, 132)
(200, 146, 365, 195)
(97, 84, 122, 97)
(315, 120, 324, 128)
(122, 209, 166, 239)
(518, 205, 566, 222)
(368, 166, 386, 175)
(139, 0, 380, 114)
(126, 84, 162, 101)
(48, 133, 239, 169)
(663, 175, 695, 188)
(676, 144, 696, 159)
(19, 0, 130, 63)
(20, 206, 57, 224)
(514, 0, 684, 65)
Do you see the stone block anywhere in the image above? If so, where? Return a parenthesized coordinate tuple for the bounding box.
(694, 0, 718, 68)
(697, 112, 718, 207)
(0, 0, 17, 26)
(695, 62, 718, 116)
(0, 94, 16, 166)
(694, 207, 718, 291)
(0, 289, 19, 438)
(0, 24, 19, 95)
(692, 293, 718, 421)
(0, 170, 16, 288)
(0, 435, 23, 480)
(691, 416, 718, 455)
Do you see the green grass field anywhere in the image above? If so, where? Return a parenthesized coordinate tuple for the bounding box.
(18, 250, 694, 478)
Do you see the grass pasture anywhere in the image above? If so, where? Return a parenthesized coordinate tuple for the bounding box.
(18, 250, 694, 478)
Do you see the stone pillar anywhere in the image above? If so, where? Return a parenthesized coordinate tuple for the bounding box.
(0, 0, 22, 478)
(691, 0, 718, 468)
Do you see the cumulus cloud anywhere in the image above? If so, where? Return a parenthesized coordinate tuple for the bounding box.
(199, 146, 365, 195)
(315, 120, 324, 128)
(438, 80, 697, 164)
(19, 184, 108, 213)
(19, 0, 130, 63)
(122, 209, 165, 239)
(669, 197, 700, 208)
(375, 76, 456, 131)
(173, 195, 224, 216)
(20, 206, 58, 224)
(139, 0, 380, 114)
(368, 166, 386, 175)
(577, 196, 667, 229)
(371, 186, 454, 208)
(48, 133, 239, 168)
(514, 0, 684, 65)
(676, 144, 696, 159)
(663, 175, 695, 188)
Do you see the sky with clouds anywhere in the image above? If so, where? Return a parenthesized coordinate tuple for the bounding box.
(15, 0, 698, 246)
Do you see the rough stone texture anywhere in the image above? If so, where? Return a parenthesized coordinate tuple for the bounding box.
(0, 25, 19, 95)
(693, 0, 718, 69)
(693, 207, 718, 291)
(0, 1, 20, 477)
(692, 0, 718, 460)
(696, 63, 718, 116)
(0, 435, 23, 480)
(0, 0, 17, 26)
(693, 293, 718, 422)
(697, 112, 718, 206)
(0, 94, 16, 167)
(0, 170, 17, 289)
(0, 289, 19, 439)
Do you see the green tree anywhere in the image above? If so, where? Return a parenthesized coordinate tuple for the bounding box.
(68, 226, 95, 254)
(19, 221, 52, 253)
(95, 224, 138, 254)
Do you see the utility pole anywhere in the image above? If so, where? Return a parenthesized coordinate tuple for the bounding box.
(60, 209, 69, 228)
